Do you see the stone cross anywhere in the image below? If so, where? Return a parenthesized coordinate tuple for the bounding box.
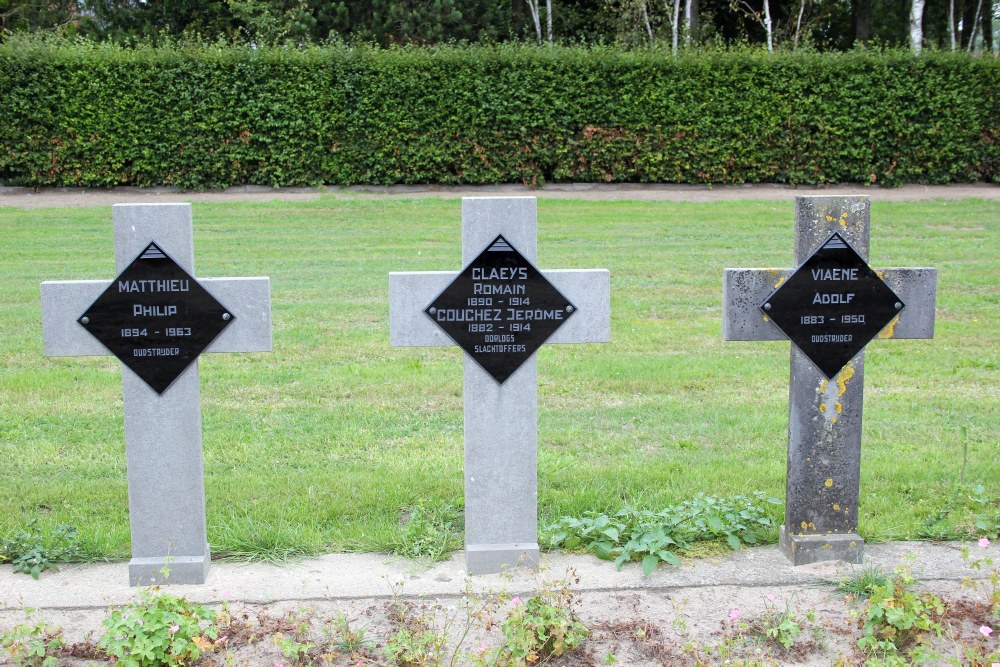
(723, 195, 936, 565)
(389, 197, 610, 575)
(41, 203, 271, 585)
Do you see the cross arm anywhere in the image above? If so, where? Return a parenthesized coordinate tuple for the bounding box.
(722, 267, 937, 342)
(389, 269, 611, 347)
(41, 280, 113, 356)
(388, 271, 458, 347)
(543, 269, 610, 344)
(722, 269, 792, 341)
(41, 277, 271, 357)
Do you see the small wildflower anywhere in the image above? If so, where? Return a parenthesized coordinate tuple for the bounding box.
(766, 593, 776, 602)
(979, 537, 991, 548)
(169, 624, 180, 635)
(980, 625, 993, 637)
(222, 588, 234, 599)
(728, 609, 742, 621)
(511, 596, 522, 606)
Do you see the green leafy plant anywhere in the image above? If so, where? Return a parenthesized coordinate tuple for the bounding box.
(0, 520, 86, 579)
(326, 612, 375, 655)
(273, 631, 316, 663)
(394, 503, 463, 562)
(384, 624, 447, 667)
(837, 565, 891, 599)
(99, 588, 220, 667)
(383, 581, 449, 667)
(544, 493, 781, 576)
(750, 604, 802, 650)
(920, 484, 1000, 541)
(855, 566, 945, 663)
(0, 621, 65, 667)
(961, 538, 1000, 619)
(969, 485, 1000, 539)
(492, 575, 589, 665)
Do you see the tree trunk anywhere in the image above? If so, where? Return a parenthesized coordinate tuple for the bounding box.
(685, 0, 698, 42)
(852, 0, 871, 45)
(641, 1, 654, 43)
(526, 0, 542, 41)
(794, 0, 807, 48)
(961, 0, 976, 46)
(966, 0, 983, 51)
(983, 0, 994, 52)
(546, 0, 552, 43)
(948, 0, 956, 50)
(670, 0, 681, 51)
(763, 0, 773, 50)
(910, 0, 924, 53)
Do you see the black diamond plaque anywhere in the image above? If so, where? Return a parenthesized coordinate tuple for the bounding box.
(78, 242, 235, 394)
(425, 235, 576, 384)
(763, 232, 904, 379)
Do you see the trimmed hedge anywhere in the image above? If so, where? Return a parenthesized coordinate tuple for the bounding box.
(1, 38, 997, 188)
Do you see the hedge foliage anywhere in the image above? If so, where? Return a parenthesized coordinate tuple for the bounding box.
(1, 37, 997, 188)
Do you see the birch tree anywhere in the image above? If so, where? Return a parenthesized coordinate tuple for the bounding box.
(525, 0, 542, 41)
(730, 0, 772, 51)
(669, 0, 681, 51)
(794, 0, 807, 48)
(948, 0, 956, 49)
(910, 0, 924, 53)
(546, 0, 553, 42)
(965, 0, 984, 51)
(685, 0, 695, 43)
(641, 0, 654, 43)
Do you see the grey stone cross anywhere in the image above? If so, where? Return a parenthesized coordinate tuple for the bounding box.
(723, 195, 936, 565)
(389, 197, 610, 575)
(41, 204, 271, 585)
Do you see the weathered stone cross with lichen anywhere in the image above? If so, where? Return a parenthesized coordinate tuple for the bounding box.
(723, 195, 936, 565)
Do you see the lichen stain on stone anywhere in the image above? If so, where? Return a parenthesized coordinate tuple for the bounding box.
(878, 315, 900, 339)
(821, 543, 833, 549)
(824, 478, 834, 487)
(836, 362, 855, 397)
(801, 521, 809, 531)
(818, 368, 852, 424)
(764, 268, 786, 290)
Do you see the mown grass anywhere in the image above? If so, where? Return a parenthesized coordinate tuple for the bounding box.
(0, 196, 996, 561)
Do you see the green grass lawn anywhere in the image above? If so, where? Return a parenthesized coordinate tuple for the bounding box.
(1, 196, 997, 561)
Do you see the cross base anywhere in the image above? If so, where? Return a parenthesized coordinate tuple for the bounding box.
(466, 543, 540, 575)
(779, 526, 863, 566)
(129, 552, 210, 586)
